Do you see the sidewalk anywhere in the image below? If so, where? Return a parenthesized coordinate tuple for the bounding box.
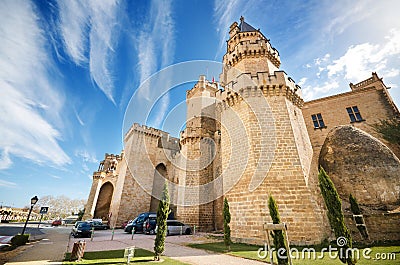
(66, 230, 269, 265)
(5, 227, 70, 265)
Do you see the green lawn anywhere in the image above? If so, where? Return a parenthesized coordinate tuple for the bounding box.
(188, 242, 400, 265)
(63, 248, 189, 265)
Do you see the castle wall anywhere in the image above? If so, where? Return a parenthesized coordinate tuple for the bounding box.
(303, 86, 400, 158)
(110, 124, 180, 226)
(220, 89, 328, 245)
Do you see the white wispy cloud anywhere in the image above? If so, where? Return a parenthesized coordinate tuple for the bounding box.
(327, 29, 400, 80)
(213, 0, 242, 55)
(75, 150, 98, 163)
(0, 179, 17, 188)
(135, 0, 175, 127)
(301, 29, 400, 101)
(0, 0, 70, 170)
(74, 108, 85, 126)
(322, 1, 372, 37)
(0, 149, 12, 170)
(56, 0, 89, 64)
(56, 0, 122, 104)
(213, 0, 262, 57)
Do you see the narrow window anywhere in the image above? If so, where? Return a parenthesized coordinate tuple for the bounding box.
(311, 113, 326, 129)
(346, 106, 363, 122)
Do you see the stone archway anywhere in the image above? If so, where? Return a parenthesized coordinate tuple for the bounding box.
(94, 182, 113, 220)
(149, 164, 167, 213)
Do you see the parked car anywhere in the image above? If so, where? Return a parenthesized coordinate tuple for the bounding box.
(71, 221, 93, 238)
(89, 220, 109, 230)
(124, 212, 156, 233)
(156, 220, 192, 236)
(121, 220, 132, 229)
(143, 214, 157, 234)
(51, 219, 62, 226)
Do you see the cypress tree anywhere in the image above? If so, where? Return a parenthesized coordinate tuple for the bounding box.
(223, 197, 231, 251)
(318, 167, 355, 265)
(154, 182, 170, 261)
(349, 194, 368, 239)
(268, 195, 288, 265)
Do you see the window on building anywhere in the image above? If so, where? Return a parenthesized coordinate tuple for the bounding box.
(311, 113, 325, 129)
(346, 106, 363, 122)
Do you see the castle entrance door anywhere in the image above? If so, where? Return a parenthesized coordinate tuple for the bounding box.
(150, 163, 167, 212)
(94, 182, 113, 220)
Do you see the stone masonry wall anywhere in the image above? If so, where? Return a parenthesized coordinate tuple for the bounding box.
(221, 93, 328, 245)
(345, 213, 400, 242)
(303, 87, 400, 160)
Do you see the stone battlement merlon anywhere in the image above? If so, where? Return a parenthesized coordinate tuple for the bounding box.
(180, 126, 215, 141)
(216, 84, 303, 110)
(92, 171, 106, 179)
(349, 72, 381, 91)
(186, 75, 219, 100)
(224, 35, 280, 68)
(104, 153, 123, 161)
(124, 123, 165, 141)
(219, 70, 301, 97)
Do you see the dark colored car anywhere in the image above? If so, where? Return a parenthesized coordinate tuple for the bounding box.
(143, 214, 157, 234)
(90, 220, 109, 230)
(71, 221, 93, 238)
(124, 212, 156, 233)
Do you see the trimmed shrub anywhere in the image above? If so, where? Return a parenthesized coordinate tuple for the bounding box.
(11, 234, 29, 247)
(154, 182, 170, 261)
(318, 167, 355, 265)
(268, 195, 288, 265)
(223, 198, 231, 251)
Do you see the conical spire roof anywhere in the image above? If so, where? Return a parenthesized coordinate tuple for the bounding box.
(238, 16, 257, 32)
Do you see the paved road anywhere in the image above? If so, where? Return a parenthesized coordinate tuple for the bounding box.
(1, 224, 70, 265)
(0, 224, 45, 238)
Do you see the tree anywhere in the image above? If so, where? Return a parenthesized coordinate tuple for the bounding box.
(372, 118, 400, 145)
(268, 195, 288, 265)
(77, 208, 85, 221)
(223, 197, 231, 251)
(32, 195, 85, 219)
(318, 167, 355, 265)
(349, 194, 368, 239)
(154, 182, 170, 261)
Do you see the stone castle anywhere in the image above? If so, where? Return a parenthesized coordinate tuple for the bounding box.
(84, 17, 400, 244)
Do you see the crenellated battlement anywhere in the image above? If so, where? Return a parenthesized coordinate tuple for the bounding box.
(180, 126, 215, 144)
(93, 171, 106, 179)
(224, 34, 280, 68)
(349, 72, 383, 91)
(216, 70, 303, 108)
(186, 76, 219, 100)
(124, 123, 164, 141)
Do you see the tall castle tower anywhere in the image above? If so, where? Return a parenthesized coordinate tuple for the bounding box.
(216, 17, 327, 244)
(177, 75, 221, 231)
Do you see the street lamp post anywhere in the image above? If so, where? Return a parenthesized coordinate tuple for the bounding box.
(21, 196, 38, 235)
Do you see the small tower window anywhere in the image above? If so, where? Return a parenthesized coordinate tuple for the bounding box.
(346, 106, 364, 122)
(311, 113, 326, 129)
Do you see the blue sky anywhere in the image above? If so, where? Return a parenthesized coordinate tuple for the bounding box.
(1, 0, 400, 208)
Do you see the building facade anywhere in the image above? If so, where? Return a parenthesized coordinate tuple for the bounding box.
(84, 18, 400, 244)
